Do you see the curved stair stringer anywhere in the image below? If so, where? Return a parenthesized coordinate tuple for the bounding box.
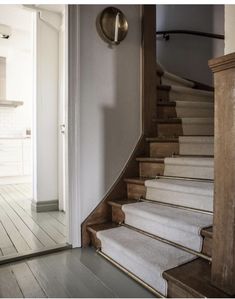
(81, 134, 148, 247)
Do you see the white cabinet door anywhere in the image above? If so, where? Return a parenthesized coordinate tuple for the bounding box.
(0, 162, 23, 176)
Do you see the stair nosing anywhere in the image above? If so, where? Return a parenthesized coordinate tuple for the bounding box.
(136, 157, 165, 163)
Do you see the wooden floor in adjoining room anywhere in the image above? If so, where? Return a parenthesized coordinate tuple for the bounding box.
(0, 184, 66, 257)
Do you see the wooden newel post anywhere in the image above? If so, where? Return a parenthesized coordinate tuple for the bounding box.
(209, 53, 235, 296)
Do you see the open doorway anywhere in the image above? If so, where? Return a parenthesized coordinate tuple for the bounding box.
(0, 4, 69, 259)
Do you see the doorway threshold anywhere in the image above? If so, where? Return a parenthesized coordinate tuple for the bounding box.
(0, 243, 71, 265)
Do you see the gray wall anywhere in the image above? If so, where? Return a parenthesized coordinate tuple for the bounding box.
(157, 5, 224, 85)
(79, 5, 141, 220)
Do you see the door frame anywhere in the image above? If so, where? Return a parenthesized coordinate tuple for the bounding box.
(67, 5, 82, 247)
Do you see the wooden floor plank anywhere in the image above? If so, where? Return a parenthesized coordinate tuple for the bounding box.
(27, 259, 71, 298)
(48, 211, 66, 226)
(0, 266, 23, 297)
(0, 221, 17, 256)
(0, 207, 30, 253)
(11, 262, 47, 298)
(1, 185, 66, 243)
(0, 192, 56, 247)
(27, 252, 115, 298)
(0, 195, 44, 251)
(0, 184, 67, 256)
(4, 185, 66, 237)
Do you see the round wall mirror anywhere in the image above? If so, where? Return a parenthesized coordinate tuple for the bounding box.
(98, 7, 128, 45)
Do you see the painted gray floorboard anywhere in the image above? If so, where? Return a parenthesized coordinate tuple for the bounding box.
(0, 248, 153, 298)
(10, 262, 47, 298)
(0, 221, 17, 255)
(76, 248, 155, 298)
(35, 250, 117, 298)
(0, 266, 23, 298)
(0, 205, 31, 253)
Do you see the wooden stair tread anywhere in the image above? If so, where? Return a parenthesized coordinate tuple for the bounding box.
(136, 157, 165, 163)
(146, 137, 179, 143)
(108, 199, 138, 208)
(154, 118, 182, 124)
(87, 222, 118, 234)
(201, 226, 213, 239)
(124, 177, 146, 185)
(163, 258, 230, 298)
(157, 101, 176, 107)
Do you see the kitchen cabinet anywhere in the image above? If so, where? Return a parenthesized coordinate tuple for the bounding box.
(0, 138, 31, 177)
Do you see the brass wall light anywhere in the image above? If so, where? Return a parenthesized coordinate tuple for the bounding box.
(97, 7, 128, 45)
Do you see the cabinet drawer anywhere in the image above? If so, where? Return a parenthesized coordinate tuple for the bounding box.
(0, 162, 23, 177)
(0, 148, 22, 162)
(0, 140, 21, 149)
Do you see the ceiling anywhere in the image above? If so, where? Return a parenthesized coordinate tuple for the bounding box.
(0, 5, 32, 32)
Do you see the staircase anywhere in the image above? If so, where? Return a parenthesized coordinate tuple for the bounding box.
(86, 67, 229, 297)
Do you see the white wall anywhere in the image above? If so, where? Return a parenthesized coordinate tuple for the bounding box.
(33, 11, 61, 203)
(224, 5, 235, 54)
(79, 5, 141, 221)
(157, 5, 224, 85)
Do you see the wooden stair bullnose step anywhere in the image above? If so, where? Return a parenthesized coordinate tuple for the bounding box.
(163, 259, 229, 298)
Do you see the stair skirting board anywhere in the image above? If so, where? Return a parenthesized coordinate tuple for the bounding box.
(31, 199, 59, 212)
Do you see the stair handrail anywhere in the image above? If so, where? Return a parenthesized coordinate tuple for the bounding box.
(156, 30, 224, 41)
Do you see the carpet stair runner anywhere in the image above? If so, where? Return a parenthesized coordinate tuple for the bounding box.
(87, 66, 229, 297)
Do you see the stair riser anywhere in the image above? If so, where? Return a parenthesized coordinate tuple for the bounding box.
(157, 123, 214, 137)
(157, 106, 177, 118)
(161, 77, 193, 88)
(164, 164, 214, 180)
(157, 106, 214, 118)
(158, 90, 170, 102)
(150, 142, 179, 157)
(127, 183, 146, 200)
(139, 162, 164, 177)
(202, 236, 212, 257)
(157, 90, 213, 104)
(180, 143, 214, 156)
(146, 188, 213, 212)
(167, 281, 202, 298)
(169, 92, 213, 103)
